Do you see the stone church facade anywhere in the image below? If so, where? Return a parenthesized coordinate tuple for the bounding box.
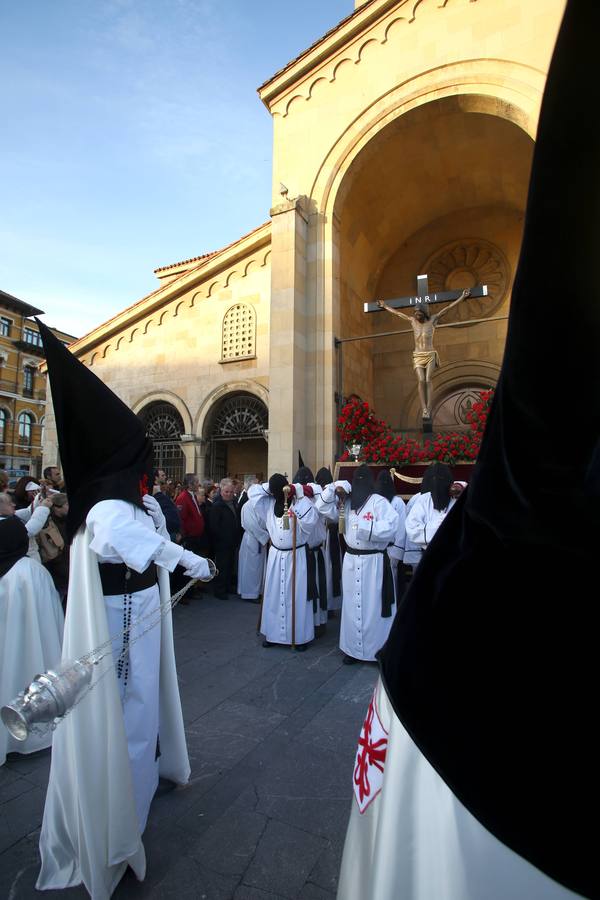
(43, 0, 565, 480)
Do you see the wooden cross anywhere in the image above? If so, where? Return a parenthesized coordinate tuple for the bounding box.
(363, 273, 488, 314)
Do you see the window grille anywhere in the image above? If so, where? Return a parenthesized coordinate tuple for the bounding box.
(221, 304, 256, 361)
(138, 402, 186, 482)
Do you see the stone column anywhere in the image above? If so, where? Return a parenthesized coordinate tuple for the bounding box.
(268, 197, 309, 475)
(179, 435, 205, 475)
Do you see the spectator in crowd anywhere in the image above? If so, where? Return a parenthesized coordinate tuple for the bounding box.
(206, 481, 218, 503)
(43, 465, 64, 490)
(0, 516, 64, 767)
(13, 476, 38, 510)
(175, 474, 205, 557)
(152, 469, 181, 542)
(0, 489, 53, 563)
(209, 477, 242, 599)
(0, 470, 9, 492)
(37, 492, 70, 606)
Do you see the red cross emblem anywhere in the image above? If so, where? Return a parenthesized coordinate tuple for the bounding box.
(353, 689, 388, 813)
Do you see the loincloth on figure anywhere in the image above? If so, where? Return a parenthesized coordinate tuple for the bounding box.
(412, 350, 440, 371)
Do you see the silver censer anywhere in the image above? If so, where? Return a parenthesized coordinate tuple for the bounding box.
(1, 658, 94, 741)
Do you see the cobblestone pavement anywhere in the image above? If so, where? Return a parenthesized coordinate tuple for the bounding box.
(0, 591, 378, 899)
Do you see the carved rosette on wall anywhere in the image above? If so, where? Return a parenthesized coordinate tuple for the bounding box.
(422, 239, 510, 322)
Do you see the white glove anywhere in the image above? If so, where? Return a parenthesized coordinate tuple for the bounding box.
(180, 549, 212, 580)
(142, 493, 166, 531)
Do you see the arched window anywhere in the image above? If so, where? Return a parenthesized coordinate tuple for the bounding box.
(137, 401, 185, 482)
(221, 304, 256, 361)
(18, 411, 33, 445)
(211, 394, 268, 438)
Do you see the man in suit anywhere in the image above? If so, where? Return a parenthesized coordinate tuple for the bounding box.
(209, 478, 242, 600)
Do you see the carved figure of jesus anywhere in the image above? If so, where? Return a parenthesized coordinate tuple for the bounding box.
(377, 288, 470, 418)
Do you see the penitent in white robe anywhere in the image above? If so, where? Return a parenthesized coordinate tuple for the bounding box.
(37, 499, 190, 900)
(250, 485, 319, 646)
(405, 491, 456, 551)
(337, 678, 581, 900)
(317, 485, 399, 661)
(0, 557, 64, 766)
(387, 495, 407, 599)
(237, 500, 268, 600)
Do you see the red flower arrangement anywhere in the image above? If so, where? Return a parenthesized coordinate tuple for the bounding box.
(337, 390, 494, 466)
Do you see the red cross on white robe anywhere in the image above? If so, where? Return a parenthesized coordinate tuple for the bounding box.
(353, 688, 389, 814)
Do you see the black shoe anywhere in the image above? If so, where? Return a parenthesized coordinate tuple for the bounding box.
(262, 640, 274, 648)
(294, 643, 308, 652)
(247, 597, 261, 604)
(342, 654, 359, 665)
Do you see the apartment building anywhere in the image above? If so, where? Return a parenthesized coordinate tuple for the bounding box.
(0, 288, 76, 479)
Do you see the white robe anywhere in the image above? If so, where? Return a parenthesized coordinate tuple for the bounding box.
(318, 485, 399, 661)
(250, 485, 319, 646)
(237, 500, 268, 600)
(402, 492, 423, 567)
(405, 491, 456, 549)
(387, 495, 406, 599)
(313, 484, 343, 611)
(12, 504, 51, 563)
(338, 679, 581, 900)
(0, 557, 65, 766)
(37, 500, 190, 900)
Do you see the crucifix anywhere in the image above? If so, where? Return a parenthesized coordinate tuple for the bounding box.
(364, 273, 489, 424)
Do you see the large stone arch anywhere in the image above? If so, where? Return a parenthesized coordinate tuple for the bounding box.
(317, 79, 537, 447)
(131, 390, 193, 436)
(302, 63, 542, 459)
(196, 382, 269, 482)
(194, 381, 269, 440)
(311, 60, 543, 211)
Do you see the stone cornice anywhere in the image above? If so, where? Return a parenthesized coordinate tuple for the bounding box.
(49, 221, 272, 363)
(258, 0, 478, 117)
(258, 0, 398, 111)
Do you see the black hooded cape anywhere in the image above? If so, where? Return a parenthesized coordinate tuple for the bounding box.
(37, 320, 154, 542)
(0, 517, 29, 577)
(378, 2, 599, 896)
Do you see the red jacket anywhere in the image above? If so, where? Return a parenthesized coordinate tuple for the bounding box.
(175, 491, 205, 538)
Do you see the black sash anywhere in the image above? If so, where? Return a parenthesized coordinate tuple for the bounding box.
(344, 545, 395, 618)
(306, 544, 328, 612)
(98, 561, 157, 595)
(327, 523, 342, 598)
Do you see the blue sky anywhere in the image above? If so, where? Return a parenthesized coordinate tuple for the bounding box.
(1, 0, 350, 337)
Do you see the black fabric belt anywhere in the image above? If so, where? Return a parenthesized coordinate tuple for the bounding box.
(271, 543, 307, 552)
(343, 545, 395, 618)
(98, 561, 158, 595)
(306, 544, 328, 612)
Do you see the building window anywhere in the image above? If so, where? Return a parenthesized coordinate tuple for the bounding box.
(1, 317, 11, 337)
(23, 327, 43, 347)
(23, 366, 35, 397)
(18, 412, 33, 445)
(221, 304, 256, 361)
(0, 408, 8, 444)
